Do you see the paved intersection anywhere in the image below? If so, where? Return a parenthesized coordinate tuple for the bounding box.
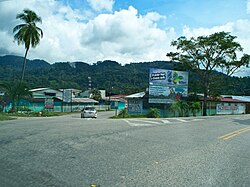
(0, 113, 250, 186)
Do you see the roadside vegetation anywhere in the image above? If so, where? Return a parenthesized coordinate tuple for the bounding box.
(111, 108, 159, 119)
(170, 101, 201, 117)
(112, 102, 201, 119)
(0, 111, 73, 120)
(0, 113, 16, 121)
(111, 109, 147, 119)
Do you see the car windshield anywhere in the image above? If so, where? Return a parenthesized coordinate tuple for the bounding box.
(84, 107, 95, 111)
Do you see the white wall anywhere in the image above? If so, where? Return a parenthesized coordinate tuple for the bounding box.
(216, 103, 246, 115)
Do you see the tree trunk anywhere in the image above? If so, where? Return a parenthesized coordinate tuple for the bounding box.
(203, 91, 208, 116)
(203, 77, 209, 116)
(20, 47, 29, 83)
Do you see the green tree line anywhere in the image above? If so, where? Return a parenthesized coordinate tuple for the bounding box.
(0, 55, 250, 95)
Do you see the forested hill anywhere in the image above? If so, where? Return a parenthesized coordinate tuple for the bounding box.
(0, 55, 250, 95)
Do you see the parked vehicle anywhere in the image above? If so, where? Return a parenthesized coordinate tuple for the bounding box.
(81, 106, 97, 118)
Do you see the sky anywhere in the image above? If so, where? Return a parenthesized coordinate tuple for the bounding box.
(0, 0, 250, 76)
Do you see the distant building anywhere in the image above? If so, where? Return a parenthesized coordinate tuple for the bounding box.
(99, 90, 106, 99)
(126, 91, 250, 117)
(59, 88, 82, 98)
(19, 87, 99, 112)
(30, 88, 63, 99)
(126, 92, 145, 114)
(109, 94, 127, 109)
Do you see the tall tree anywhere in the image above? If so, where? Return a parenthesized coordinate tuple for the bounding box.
(13, 9, 43, 82)
(91, 88, 102, 101)
(167, 32, 250, 116)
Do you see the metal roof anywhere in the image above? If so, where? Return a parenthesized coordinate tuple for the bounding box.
(219, 98, 246, 103)
(29, 88, 49, 92)
(232, 96, 250, 102)
(29, 88, 62, 93)
(72, 98, 98, 103)
(126, 92, 146, 98)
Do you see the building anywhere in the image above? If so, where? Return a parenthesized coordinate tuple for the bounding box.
(30, 88, 63, 99)
(126, 91, 250, 117)
(15, 88, 99, 112)
(109, 94, 127, 110)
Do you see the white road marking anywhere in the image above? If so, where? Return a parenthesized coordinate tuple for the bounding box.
(123, 118, 204, 126)
(128, 119, 162, 124)
(190, 119, 204, 122)
(161, 119, 171, 124)
(123, 119, 152, 126)
(174, 118, 188, 122)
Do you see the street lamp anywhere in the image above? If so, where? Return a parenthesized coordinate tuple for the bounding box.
(108, 86, 113, 110)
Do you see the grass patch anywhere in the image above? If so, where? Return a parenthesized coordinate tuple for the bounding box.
(0, 113, 16, 121)
(7, 111, 73, 117)
(111, 114, 147, 119)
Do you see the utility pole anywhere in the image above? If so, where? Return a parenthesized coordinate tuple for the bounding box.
(88, 77, 92, 98)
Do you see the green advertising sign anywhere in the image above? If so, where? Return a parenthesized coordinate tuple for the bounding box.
(149, 68, 188, 103)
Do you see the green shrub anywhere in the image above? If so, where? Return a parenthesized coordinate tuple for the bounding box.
(147, 108, 160, 118)
(110, 113, 147, 119)
(17, 106, 32, 112)
(118, 109, 128, 118)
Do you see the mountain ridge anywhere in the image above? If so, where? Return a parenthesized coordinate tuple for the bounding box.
(0, 55, 249, 95)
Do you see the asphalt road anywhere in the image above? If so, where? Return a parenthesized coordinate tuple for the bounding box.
(0, 113, 250, 187)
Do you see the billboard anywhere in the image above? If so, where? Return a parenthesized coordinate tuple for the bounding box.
(63, 89, 72, 103)
(149, 68, 188, 103)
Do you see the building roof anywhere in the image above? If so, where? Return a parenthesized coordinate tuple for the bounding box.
(29, 88, 62, 93)
(232, 96, 250, 102)
(72, 98, 98, 103)
(59, 88, 82, 93)
(126, 92, 146, 99)
(110, 94, 127, 98)
(29, 88, 50, 92)
(219, 98, 246, 103)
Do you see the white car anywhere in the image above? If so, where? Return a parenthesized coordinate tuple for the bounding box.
(81, 106, 97, 118)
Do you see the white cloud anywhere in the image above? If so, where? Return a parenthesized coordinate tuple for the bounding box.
(0, 1, 175, 64)
(80, 6, 173, 62)
(0, 0, 249, 77)
(87, 0, 114, 12)
(247, 0, 250, 14)
(182, 19, 250, 54)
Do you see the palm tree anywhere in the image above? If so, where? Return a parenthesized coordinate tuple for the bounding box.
(0, 82, 31, 112)
(170, 101, 181, 117)
(91, 88, 102, 101)
(188, 101, 201, 117)
(13, 9, 43, 82)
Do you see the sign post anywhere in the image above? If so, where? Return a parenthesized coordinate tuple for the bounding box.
(63, 89, 73, 112)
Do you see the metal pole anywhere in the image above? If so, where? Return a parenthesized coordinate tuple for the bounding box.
(71, 90, 73, 112)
